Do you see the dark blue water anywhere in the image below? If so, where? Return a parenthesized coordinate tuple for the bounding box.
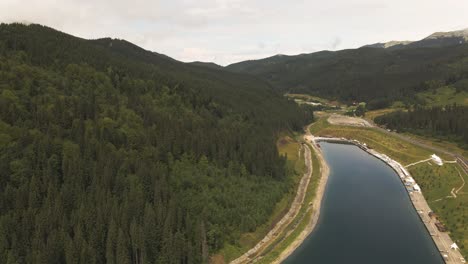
(283, 142, 443, 264)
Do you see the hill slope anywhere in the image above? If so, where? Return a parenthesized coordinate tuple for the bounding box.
(227, 30, 468, 108)
(0, 23, 313, 263)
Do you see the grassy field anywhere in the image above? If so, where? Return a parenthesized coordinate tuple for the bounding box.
(310, 116, 468, 258)
(409, 162, 468, 257)
(401, 132, 468, 160)
(286, 93, 343, 108)
(365, 108, 401, 121)
(365, 104, 468, 160)
(219, 135, 306, 262)
(416, 86, 468, 106)
(309, 117, 448, 164)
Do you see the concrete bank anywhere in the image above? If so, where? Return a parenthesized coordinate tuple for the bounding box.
(311, 136, 465, 264)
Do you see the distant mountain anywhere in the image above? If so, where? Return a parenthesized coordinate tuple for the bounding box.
(426, 28, 468, 40)
(227, 28, 468, 108)
(363, 28, 468, 49)
(363, 40, 413, 49)
(188, 61, 223, 69)
(410, 28, 468, 48)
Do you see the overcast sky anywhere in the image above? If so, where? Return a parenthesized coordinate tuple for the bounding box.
(1, 0, 468, 65)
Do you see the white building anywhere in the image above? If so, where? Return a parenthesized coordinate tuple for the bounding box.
(413, 184, 421, 192)
(431, 154, 443, 166)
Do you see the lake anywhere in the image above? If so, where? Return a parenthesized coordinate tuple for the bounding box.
(283, 142, 443, 264)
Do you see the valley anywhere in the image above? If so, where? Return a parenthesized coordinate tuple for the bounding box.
(1, 18, 468, 264)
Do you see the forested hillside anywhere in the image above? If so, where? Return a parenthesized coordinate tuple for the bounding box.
(374, 105, 468, 147)
(227, 42, 468, 109)
(0, 23, 313, 263)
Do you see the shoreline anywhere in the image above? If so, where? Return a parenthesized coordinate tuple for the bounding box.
(230, 129, 464, 263)
(312, 136, 465, 264)
(229, 133, 316, 264)
(270, 138, 330, 263)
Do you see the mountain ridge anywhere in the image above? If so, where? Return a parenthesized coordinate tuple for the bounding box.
(226, 28, 468, 108)
(362, 28, 468, 50)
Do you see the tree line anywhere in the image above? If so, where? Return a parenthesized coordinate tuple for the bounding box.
(375, 104, 468, 147)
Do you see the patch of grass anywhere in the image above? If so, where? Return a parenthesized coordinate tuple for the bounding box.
(409, 163, 468, 257)
(401, 132, 468, 160)
(365, 108, 402, 121)
(310, 119, 435, 164)
(219, 135, 306, 262)
(286, 94, 330, 104)
(410, 163, 462, 200)
(278, 135, 306, 174)
(286, 93, 344, 109)
(416, 86, 468, 107)
(308, 117, 330, 135)
(391, 101, 406, 108)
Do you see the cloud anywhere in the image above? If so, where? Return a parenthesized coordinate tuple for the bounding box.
(1, 0, 468, 65)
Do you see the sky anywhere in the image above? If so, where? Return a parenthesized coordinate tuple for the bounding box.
(1, 0, 468, 65)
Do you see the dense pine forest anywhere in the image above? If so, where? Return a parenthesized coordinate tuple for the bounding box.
(226, 43, 468, 109)
(0, 23, 314, 263)
(374, 105, 468, 147)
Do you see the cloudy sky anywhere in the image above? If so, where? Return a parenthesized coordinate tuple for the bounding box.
(1, 0, 468, 65)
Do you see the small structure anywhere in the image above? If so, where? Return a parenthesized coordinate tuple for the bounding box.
(431, 154, 443, 166)
(451, 243, 459, 250)
(413, 184, 421, 192)
(428, 211, 438, 220)
(435, 222, 448, 232)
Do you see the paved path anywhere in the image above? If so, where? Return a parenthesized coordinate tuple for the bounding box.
(363, 142, 466, 263)
(411, 192, 465, 263)
(406, 158, 432, 168)
(366, 117, 468, 176)
(314, 135, 466, 263)
(454, 167, 466, 195)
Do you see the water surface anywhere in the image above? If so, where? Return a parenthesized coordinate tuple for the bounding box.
(284, 142, 443, 264)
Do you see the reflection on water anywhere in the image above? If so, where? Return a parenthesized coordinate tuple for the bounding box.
(283, 142, 443, 264)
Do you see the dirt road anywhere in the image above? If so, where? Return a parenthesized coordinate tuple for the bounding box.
(327, 114, 372, 127)
(270, 132, 330, 264)
(230, 128, 315, 264)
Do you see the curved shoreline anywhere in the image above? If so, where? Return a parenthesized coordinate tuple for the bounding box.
(231, 121, 464, 263)
(270, 139, 330, 263)
(309, 136, 465, 264)
(229, 133, 316, 264)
